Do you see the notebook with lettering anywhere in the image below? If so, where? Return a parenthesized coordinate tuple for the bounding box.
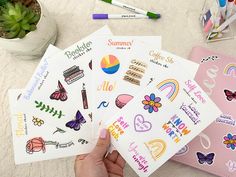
(172, 46, 236, 177)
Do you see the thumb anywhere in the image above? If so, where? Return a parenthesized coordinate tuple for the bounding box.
(91, 128, 110, 160)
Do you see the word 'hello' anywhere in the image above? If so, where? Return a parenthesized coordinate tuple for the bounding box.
(97, 81, 116, 91)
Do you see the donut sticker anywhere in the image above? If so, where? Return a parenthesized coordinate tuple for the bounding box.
(115, 94, 134, 109)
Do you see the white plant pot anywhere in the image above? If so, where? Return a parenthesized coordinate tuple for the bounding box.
(0, 0, 57, 60)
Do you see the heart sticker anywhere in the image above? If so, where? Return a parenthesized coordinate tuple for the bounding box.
(134, 114, 152, 132)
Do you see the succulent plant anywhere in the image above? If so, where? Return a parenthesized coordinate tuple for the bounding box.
(0, 0, 10, 6)
(12, 0, 34, 6)
(0, 2, 40, 39)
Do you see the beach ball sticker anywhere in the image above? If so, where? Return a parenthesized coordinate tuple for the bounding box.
(101, 55, 120, 74)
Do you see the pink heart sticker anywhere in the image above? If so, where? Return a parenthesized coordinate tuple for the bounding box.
(134, 114, 152, 132)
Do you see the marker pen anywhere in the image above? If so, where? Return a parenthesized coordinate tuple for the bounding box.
(100, 0, 161, 19)
(226, 0, 235, 18)
(215, 13, 236, 32)
(219, 0, 227, 19)
(214, 13, 221, 29)
(204, 18, 214, 33)
(93, 14, 149, 19)
(203, 9, 212, 26)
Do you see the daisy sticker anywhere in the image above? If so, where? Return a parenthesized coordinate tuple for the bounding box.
(223, 133, 236, 150)
(142, 93, 162, 113)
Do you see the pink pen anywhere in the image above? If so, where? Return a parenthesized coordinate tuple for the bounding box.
(204, 18, 214, 33)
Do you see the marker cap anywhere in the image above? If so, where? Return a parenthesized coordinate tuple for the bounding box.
(93, 14, 109, 19)
(101, 0, 112, 3)
(147, 12, 161, 19)
(219, 0, 227, 7)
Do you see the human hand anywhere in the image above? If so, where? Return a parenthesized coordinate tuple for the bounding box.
(74, 129, 126, 177)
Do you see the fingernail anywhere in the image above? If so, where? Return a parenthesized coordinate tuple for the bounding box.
(100, 128, 107, 139)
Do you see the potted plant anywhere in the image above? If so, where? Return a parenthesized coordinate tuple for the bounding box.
(0, 0, 57, 60)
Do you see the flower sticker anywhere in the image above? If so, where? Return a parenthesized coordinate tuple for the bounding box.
(223, 133, 236, 150)
(32, 116, 44, 126)
(142, 93, 162, 113)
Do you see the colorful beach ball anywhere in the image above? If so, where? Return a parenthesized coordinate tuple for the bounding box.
(101, 55, 120, 74)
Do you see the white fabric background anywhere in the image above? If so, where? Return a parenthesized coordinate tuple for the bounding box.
(1, 0, 236, 176)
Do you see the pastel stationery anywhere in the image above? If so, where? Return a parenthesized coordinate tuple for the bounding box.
(104, 66, 222, 177)
(18, 26, 112, 143)
(91, 36, 162, 136)
(200, 0, 235, 42)
(92, 39, 199, 138)
(9, 45, 96, 164)
(172, 46, 236, 177)
(100, 0, 161, 19)
(219, 0, 227, 19)
(9, 89, 92, 164)
(215, 13, 236, 32)
(226, 0, 235, 18)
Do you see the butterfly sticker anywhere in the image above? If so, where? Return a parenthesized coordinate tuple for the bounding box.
(224, 89, 236, 101)
(50, 80, 68, 101)
(66, 110, 86, 131)
(196, 152, 215, 165)
(226, 160, 236, 173)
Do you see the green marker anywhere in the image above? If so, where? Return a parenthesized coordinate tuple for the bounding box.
(100, 0, 161, 19)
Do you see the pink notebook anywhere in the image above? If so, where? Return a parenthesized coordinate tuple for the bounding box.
(172, 46, 236, 177)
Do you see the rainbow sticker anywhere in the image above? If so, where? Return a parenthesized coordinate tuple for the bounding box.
(157, 79, 179, 102)
(145, 139, 166, 160)
(224, 63, 236, 77)
(101, 55, 120, 74)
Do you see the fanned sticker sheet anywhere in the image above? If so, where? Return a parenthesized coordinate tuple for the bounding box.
(91, 36, 162, 136)
(9, 89, 91, 164)
(8, 26, 222, 177)
(104, 51, 222, 176)
(92, 39, 199, 138)
(9, 26, 112, 164)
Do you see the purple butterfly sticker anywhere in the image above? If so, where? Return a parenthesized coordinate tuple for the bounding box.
(196, 152, 215, 165)
(66, 110, 86, 131)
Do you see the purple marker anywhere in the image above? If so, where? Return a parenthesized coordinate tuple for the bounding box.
(93, 14, 151, 20)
